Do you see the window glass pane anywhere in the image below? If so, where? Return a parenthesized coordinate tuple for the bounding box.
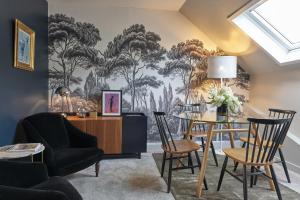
(254, 0, 300, 44)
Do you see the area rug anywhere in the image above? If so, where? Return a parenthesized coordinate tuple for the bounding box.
(152, 153, 300, 200)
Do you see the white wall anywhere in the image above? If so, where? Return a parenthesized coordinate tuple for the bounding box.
(181, 0, 300, 173)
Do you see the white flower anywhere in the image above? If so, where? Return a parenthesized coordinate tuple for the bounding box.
(208, 86, 242, 114)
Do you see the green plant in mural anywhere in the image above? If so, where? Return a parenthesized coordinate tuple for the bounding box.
(103, 24, 166, 111)
(158, 39, 223, 103)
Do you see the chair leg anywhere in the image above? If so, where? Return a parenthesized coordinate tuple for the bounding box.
(210, 141, 218, 167)
(167, 153, 173, 193)
(217, 156, 228, 191)
(188, 152, 194, 174)
(201, 137, 206, 153)
(161, 152, 166, 177)
(243, 165, 248, 200)
(253, 166, 260, 185)
(278, 148, 291, 183)
(250, 166, 254, 188)
(195, 150, 208, 190)
(270, 165, 283, 200)
(234, 142, 246, 172)
(233, 162, 239, 172)
(95, 162, 100, 177)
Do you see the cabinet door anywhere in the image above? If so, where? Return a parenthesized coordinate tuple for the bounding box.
(122, 114, 147, 153)
(86, 118, 122, 154)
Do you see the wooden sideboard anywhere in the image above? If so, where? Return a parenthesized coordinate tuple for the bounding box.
(67, 116, 122, 154)
(67, 113, 147, 157)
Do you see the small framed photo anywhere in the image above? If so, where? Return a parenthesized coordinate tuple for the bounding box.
(14, 19, 35, 71)
(102, 90, 122, 116)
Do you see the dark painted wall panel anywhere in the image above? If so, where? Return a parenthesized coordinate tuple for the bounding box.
(0, 0, 48, 145)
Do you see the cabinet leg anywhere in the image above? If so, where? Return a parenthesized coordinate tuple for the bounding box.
(137, 153, 141, 159)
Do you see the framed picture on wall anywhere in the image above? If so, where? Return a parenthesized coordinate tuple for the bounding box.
(14, 19, 35, 71)
(102, 90, 122, 116)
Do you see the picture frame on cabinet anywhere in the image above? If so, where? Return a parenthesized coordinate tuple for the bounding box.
(102, 90, 122, 116)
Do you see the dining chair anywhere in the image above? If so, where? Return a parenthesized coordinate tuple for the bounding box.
(217, 117, 292, 200)
(236, 109, 296, 183)
(154, 112, 208, 193)
(178, 103, 219, 167)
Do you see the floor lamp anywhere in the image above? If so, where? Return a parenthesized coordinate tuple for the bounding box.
(207, 56, 237, 87)
(207, 56, 237, 154)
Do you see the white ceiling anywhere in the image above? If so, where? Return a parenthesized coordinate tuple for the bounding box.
(180, 0, 300, 75)
(47, 0, 186, 11)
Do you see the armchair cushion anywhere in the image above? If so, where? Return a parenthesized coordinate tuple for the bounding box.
(33, 177, 82, 200)
(0, 161, 82, 200)
(0, 185, 70, 200)
(53, 147, 103, 176)
(0, 161, 48, 188)
(24, 113, 70, 149)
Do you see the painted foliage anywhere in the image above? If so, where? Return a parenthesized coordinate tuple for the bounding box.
(48, 14, 250, 142)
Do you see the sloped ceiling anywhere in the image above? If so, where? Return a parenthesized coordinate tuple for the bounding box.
(180, 0, 300, 75)
(47, 0, 186, 11)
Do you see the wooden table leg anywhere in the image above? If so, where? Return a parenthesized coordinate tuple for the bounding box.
(196, 123, 214, 198)
(264, 165, 275, 191)
(227, 123, 235, 149)
(186, 120, 195, 140)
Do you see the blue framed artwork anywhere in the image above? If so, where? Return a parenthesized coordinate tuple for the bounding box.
(14, 19, 35, 71)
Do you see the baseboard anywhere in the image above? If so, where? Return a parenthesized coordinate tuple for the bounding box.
(102, 153, 142, 159)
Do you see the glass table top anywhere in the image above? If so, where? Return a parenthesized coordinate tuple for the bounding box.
(174, 110, 267, 124)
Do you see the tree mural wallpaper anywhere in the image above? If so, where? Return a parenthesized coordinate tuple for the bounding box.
(49, 13, 250, 142)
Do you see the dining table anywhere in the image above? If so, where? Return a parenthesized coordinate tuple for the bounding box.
(174, 110, 276, 198)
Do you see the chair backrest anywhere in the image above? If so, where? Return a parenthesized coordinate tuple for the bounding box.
(178, 103, 204, 112)
(245, 117, 292, 165)
(23, 113, 70, 149)
(268, 108, 296, 119)
(154, 112, 177, 151)
(178, 104, 207, 138)
(268, 108, 296, 144)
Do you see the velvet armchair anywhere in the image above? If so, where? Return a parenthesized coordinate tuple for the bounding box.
(0, 160, 82, 200)
(19, 112, 103, 177)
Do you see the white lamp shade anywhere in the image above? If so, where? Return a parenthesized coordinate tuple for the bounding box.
(207, 56, 237, 78)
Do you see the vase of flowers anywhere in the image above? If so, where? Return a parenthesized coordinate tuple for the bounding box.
(209, 86, 241, 116)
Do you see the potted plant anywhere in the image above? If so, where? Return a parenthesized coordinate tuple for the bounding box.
(208, 86, 241, 116)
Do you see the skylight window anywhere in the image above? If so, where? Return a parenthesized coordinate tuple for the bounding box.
(229, 0, 300, 65)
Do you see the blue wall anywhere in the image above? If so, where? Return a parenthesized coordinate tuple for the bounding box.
(0, 0, 48, 146)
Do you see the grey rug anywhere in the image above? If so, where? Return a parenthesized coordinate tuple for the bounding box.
(66, 153, 174, 200)
(153, 153, 300, 200)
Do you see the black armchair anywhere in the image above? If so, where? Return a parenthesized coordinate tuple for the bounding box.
(19, 112, 103, 177)
(0, 160, 82, 200)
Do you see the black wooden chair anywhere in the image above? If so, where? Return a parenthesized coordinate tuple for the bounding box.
(237, 109, 296, 183)
(178, 103, 219, 167)
(217, 117, 292, 200)
(154, 112, 208, 193)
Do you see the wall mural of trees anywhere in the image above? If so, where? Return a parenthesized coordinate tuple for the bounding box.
(49, 13, 250, 142)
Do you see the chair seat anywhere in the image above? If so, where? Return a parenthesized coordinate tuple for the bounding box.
(162, 140, 200, 154)
(54, 147, 103, 169)
(224, 148, 273, 166)
(240, 137, 282, 148)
